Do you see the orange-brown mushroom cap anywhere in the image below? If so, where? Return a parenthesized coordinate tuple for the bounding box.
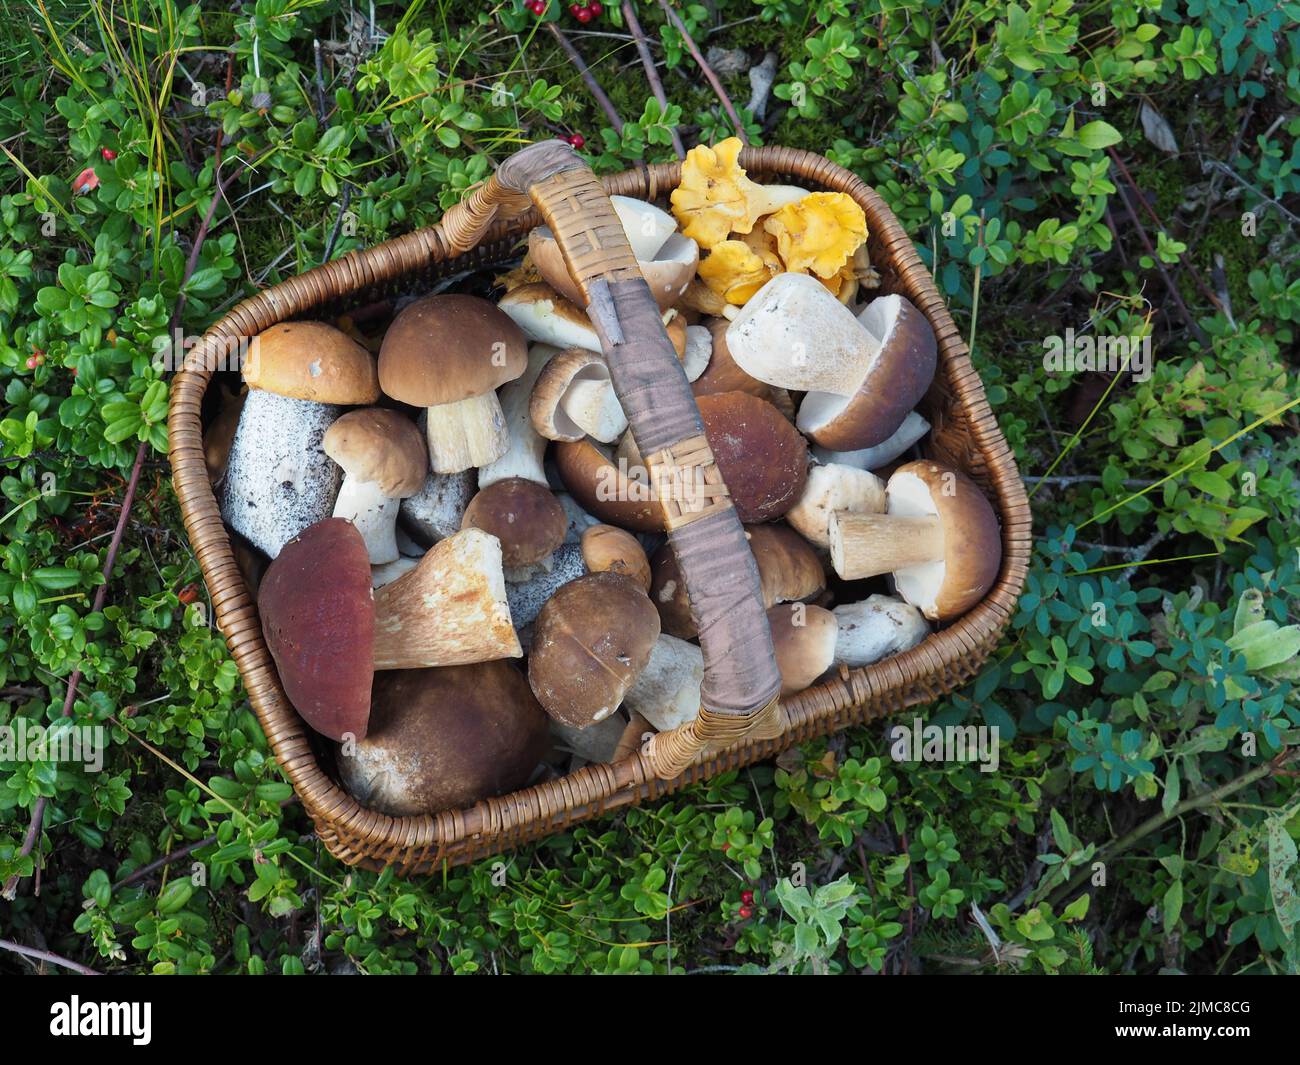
(243, 321, 379, 404)
(323, 408, 428, 496)
(461, 477, 567, 568)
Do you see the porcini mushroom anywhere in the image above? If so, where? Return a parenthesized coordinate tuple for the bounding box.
(221, 321, 378, 557)
(552, 438, 663, 533)
(692, 318, 774, 401)
(726, 276, 937, 450)
(828, 461, 1001, 622)
(580, 524, 651, 591)
(786, 463, 886, 549)
(833, 595, 930, 668)
(528, 572, 660, 728)
(696, 391, 808, 523)
(338, 661, 548, 815)
(530, 346, 627, 443)
(324, 408, 428, 564)
(461, 477, 567, 577)
(811, 410, 930, 472)
(623, 634, 704, 732)
(498, 283, 603, 351)
(767, 602, 838, 694)
(258, 518, 374, 741)
(373, 528, 522, 667)
(379, 294, 527, 473)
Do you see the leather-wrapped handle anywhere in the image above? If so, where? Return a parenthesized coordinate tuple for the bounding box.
(439, 141, 784, 778)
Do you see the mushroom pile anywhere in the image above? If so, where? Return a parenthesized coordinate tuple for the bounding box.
(206, 138, 1001, 819)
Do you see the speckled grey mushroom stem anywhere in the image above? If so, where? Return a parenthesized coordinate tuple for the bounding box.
(219, 390, 342, 558)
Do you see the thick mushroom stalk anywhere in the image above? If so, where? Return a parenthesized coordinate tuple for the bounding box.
(378, 294, 528, 475)
(828, 460, 1001, 622)
(324, 408, 427, 564)
(478, 343, 557, 489)
(373, 528, 522, 668)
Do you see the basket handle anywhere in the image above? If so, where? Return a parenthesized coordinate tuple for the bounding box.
(439, 141, 784, 778)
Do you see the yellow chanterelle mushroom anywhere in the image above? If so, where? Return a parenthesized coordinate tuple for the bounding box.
(763, 191, 869, 280)
(670, 137, 806, 249)
(699, 240, 777, 305)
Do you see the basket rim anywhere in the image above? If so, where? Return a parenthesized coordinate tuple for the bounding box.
(167, 146, 1031, 871)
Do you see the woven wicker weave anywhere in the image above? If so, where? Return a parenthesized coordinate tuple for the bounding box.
(167, 147, 1031, 873)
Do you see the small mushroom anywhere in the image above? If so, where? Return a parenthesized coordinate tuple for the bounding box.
(530, 347, 627, 443)
(379, 294, 528, 473)
(399, 463, 477, 546)
(478, 343, 558, 489)
(811, 410, 930, 472)
(221, 322, 378, 557)
(650, 523, 823, 639)
(373, 527, 522, 668)
(768, 602, 838, 694)
(828, 461, 1001, 621)
(258, 518, 375, 741)
(726, 277, 936, 450)
(338, 662, 548, 815)
(499, 283, 603, 351)
(833, 595, 930, 668)
(580, 524, 651, 591)
(461, 477, 567, 577)
(552, 438, 663, 532)
(528, 572, 660, 728)
(696, 391, 808, 523)
(623, 634, 703, 732)
(324, 408, 428, 564)
(786, 463, 886, 549)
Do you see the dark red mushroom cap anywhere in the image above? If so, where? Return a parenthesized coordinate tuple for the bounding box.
(258, 518, 375, 741)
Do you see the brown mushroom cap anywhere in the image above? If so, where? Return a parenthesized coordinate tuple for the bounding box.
(323, 408, 428, 496)
(552, 438, 665, 533)
(338, 661, 548, 815)
(528, 572, 661, 728)
(580, 524, 651, 591)
(887, 460, 1001, 620)
(258, 518, 374, 741)
(461, 477, 567, 568)
(649, 523, 824, 639)
(243, 321, 379, 404)
(696, 391, 808, 523)
(691, 318, 773, 401)
(767, 602, 837, 695)
(797, 294, 938, 451)
(379, 294, 527, 407)
(748, 524, 826, 606)
(530, 227, 697, 312)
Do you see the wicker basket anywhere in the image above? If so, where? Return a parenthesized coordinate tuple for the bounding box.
(168, 145, 1030, 873)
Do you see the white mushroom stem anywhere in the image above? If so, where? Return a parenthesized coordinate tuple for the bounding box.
(373, 528, 521, 668)
(812, 411, 930, 471)
(786, 464, 886, 549)
(833, 596, 930, 669)
(479, 344, 556, 489)
(622, 634, 703, 732)
(333, 476, 401, 564)
(829, 511, 944, 580)
(726, 273, 876, 394)
(219, 390, 342, 559)
(550, 712, 629, 763)
(425, 392, 510, 474)
(371, 555, 419, 589)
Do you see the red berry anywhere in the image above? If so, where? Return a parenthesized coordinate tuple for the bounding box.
(575, 6, 593, 21)
(528, 0, 545, 14)
(741, 888, 754, 905)
(101, 148, 117, 162)
(589, 0, 602, 14)
(566, 132, 585, 149)
(25, 356, 37, 370)
(738, 904, 753, 919)
(721, 842, 730, 852)
(34, 352, 44, 366)
(568, 1, 580, 11)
